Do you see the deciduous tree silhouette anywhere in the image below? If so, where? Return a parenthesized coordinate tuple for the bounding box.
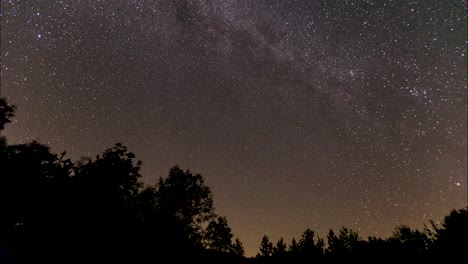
(204, 216, 234, 254)
(387, 225, 431, 258)
(71, 143, 144, 262)
(1, 98, 467, 263)
(431, 208, 468, 261)
(155, 165, 215, 255)
(0, 113, 75, 263)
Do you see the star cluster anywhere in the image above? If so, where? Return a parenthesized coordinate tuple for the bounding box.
(1, 0, 466, 256)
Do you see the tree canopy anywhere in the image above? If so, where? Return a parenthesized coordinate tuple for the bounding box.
(0, 97, 466, 263)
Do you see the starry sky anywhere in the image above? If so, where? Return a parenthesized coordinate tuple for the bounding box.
(1, 0, 467, 256)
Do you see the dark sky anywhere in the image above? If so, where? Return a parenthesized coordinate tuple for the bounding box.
(1, 0, 466, 256)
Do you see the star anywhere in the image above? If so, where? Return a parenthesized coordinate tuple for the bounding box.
(2, 0, 465, 257)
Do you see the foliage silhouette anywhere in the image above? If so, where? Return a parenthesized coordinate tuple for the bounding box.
(258, 235, 274, 258)
(231, 238, 245, 258)
(205, 216, 234, 253)
(387, 225, 431, 258)
(289, 237, 300, 254)
(0, 97, 466, 263)
(295, 228, 325, 261)
(327, 227, 362, 258)
(272, 237, 287, 257)
(431, 208, 468, 260)
(0, 98, 15, 131)
(156, 165, 214, 245)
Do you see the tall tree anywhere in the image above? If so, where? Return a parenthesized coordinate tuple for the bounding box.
(155, 165, 215, 253)
(72, 143, 144, 262)
(258, 235, 274, 257)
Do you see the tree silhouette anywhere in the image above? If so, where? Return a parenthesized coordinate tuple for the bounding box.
(365, 236, 391, 259)
(0, 137, 75, 261)
(258, 235, 274, 257)
(231, 238, 245, 257)
(71, 143, 144, 262)
(327, 227, 361, 258)
(327, 229, 342, 257)
(1, 97, 467, 263)
(204, 216, 234, 254)
(387, 225, 430, 258)
(431, 208, 468, 261)
(155, 165, 215, 252)
(296, 228, 324, 259)
(272, 237, 287, 257)
(289, 237, 300, 255)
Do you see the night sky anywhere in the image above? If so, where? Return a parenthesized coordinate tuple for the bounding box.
(1, 0, 466, 256)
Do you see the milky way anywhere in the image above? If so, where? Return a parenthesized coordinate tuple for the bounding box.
(1, 0, 466, 256)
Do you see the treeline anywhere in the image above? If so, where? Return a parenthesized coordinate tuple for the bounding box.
(0, 97, 466, 263)
(0, 98, 244, 264)
(254, 210, 467, 263)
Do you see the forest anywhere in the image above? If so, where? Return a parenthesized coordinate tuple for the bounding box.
(1, 97, 466, 263)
